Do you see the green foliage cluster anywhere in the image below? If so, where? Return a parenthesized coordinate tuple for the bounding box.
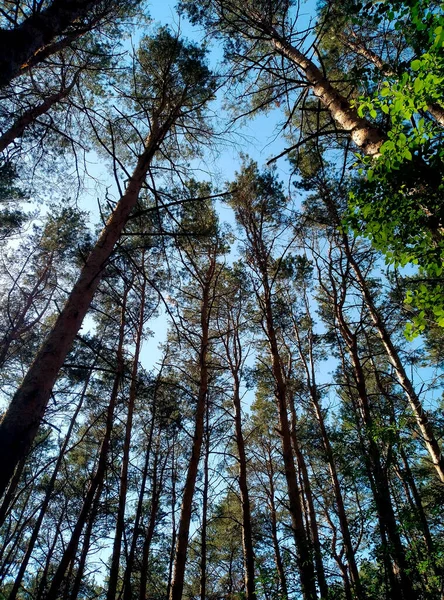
(346, 6, 444, 337)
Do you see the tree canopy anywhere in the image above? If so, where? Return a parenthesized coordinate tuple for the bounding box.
(0, 1, 443, 599)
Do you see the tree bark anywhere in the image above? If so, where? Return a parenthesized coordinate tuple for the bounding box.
(0, 117, 170, 499)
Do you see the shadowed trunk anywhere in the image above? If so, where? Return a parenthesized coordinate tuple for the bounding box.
(0, 0, 108, 88)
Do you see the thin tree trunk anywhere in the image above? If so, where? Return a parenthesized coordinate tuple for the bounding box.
(107, 259, 147, 600)
(236, 195, 317, 600)
(35, 502, 67, 600)
(292, 291, 364, 600)
(169, 258, 215, 600)
(44, 287, 128, 600)
(199, 419, 210, 600)
(258, 280, 317, 600)
(266, 453, 289, 600)
(7, 366, 93, 600)
(343, 233, 444, 482)
(221, 303, 256, 600)
(0, 454, 27, 528)
(139, 441, 168, 600)
(122, 376, 159, 600)
(232, 371, 257, 600)
(166, 436, 178, 600)
(68, 477, 105, 600)
(0, 117, 171, 499)
(0, 259, 52, 371)
(289, 400, 328, 600)
(324, 257, 415, 600)
(0, 77, 77, 152)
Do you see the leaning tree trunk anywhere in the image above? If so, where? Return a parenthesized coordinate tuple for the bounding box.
(0, 116, 171, 499)
(326, 261, 416, 600)
(262, 23, 384, 155)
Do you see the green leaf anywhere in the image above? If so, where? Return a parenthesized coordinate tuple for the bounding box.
(411, 59, 422, 71)
(413, 77, 424, 93)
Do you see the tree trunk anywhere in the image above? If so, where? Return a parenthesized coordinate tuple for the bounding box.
(232, 371, 257, 600)
(169, 258, 215, 600)
(292, 292, 364, 600)
(258, 280, 317, 600)
(68, 477, 104, 600)
(44, 288, 128, 600)
(263, 23, 384, 155)
(122, 380, 158, 600)
(107, 259, 147, 600)
(221, 302, 256, 600)
(7, 366, 93, 600)
(35, 503, 66, 600)
(266, 453, 289, 600)
(327, 263, 415, 600)
(0, 0, 107, 88)
(199, 420, 210, 600)
(0, 78, 77, 152)
(0, 118, 170, 499)
(289, 400, 328, 600)
(139, 440, 167, 600)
